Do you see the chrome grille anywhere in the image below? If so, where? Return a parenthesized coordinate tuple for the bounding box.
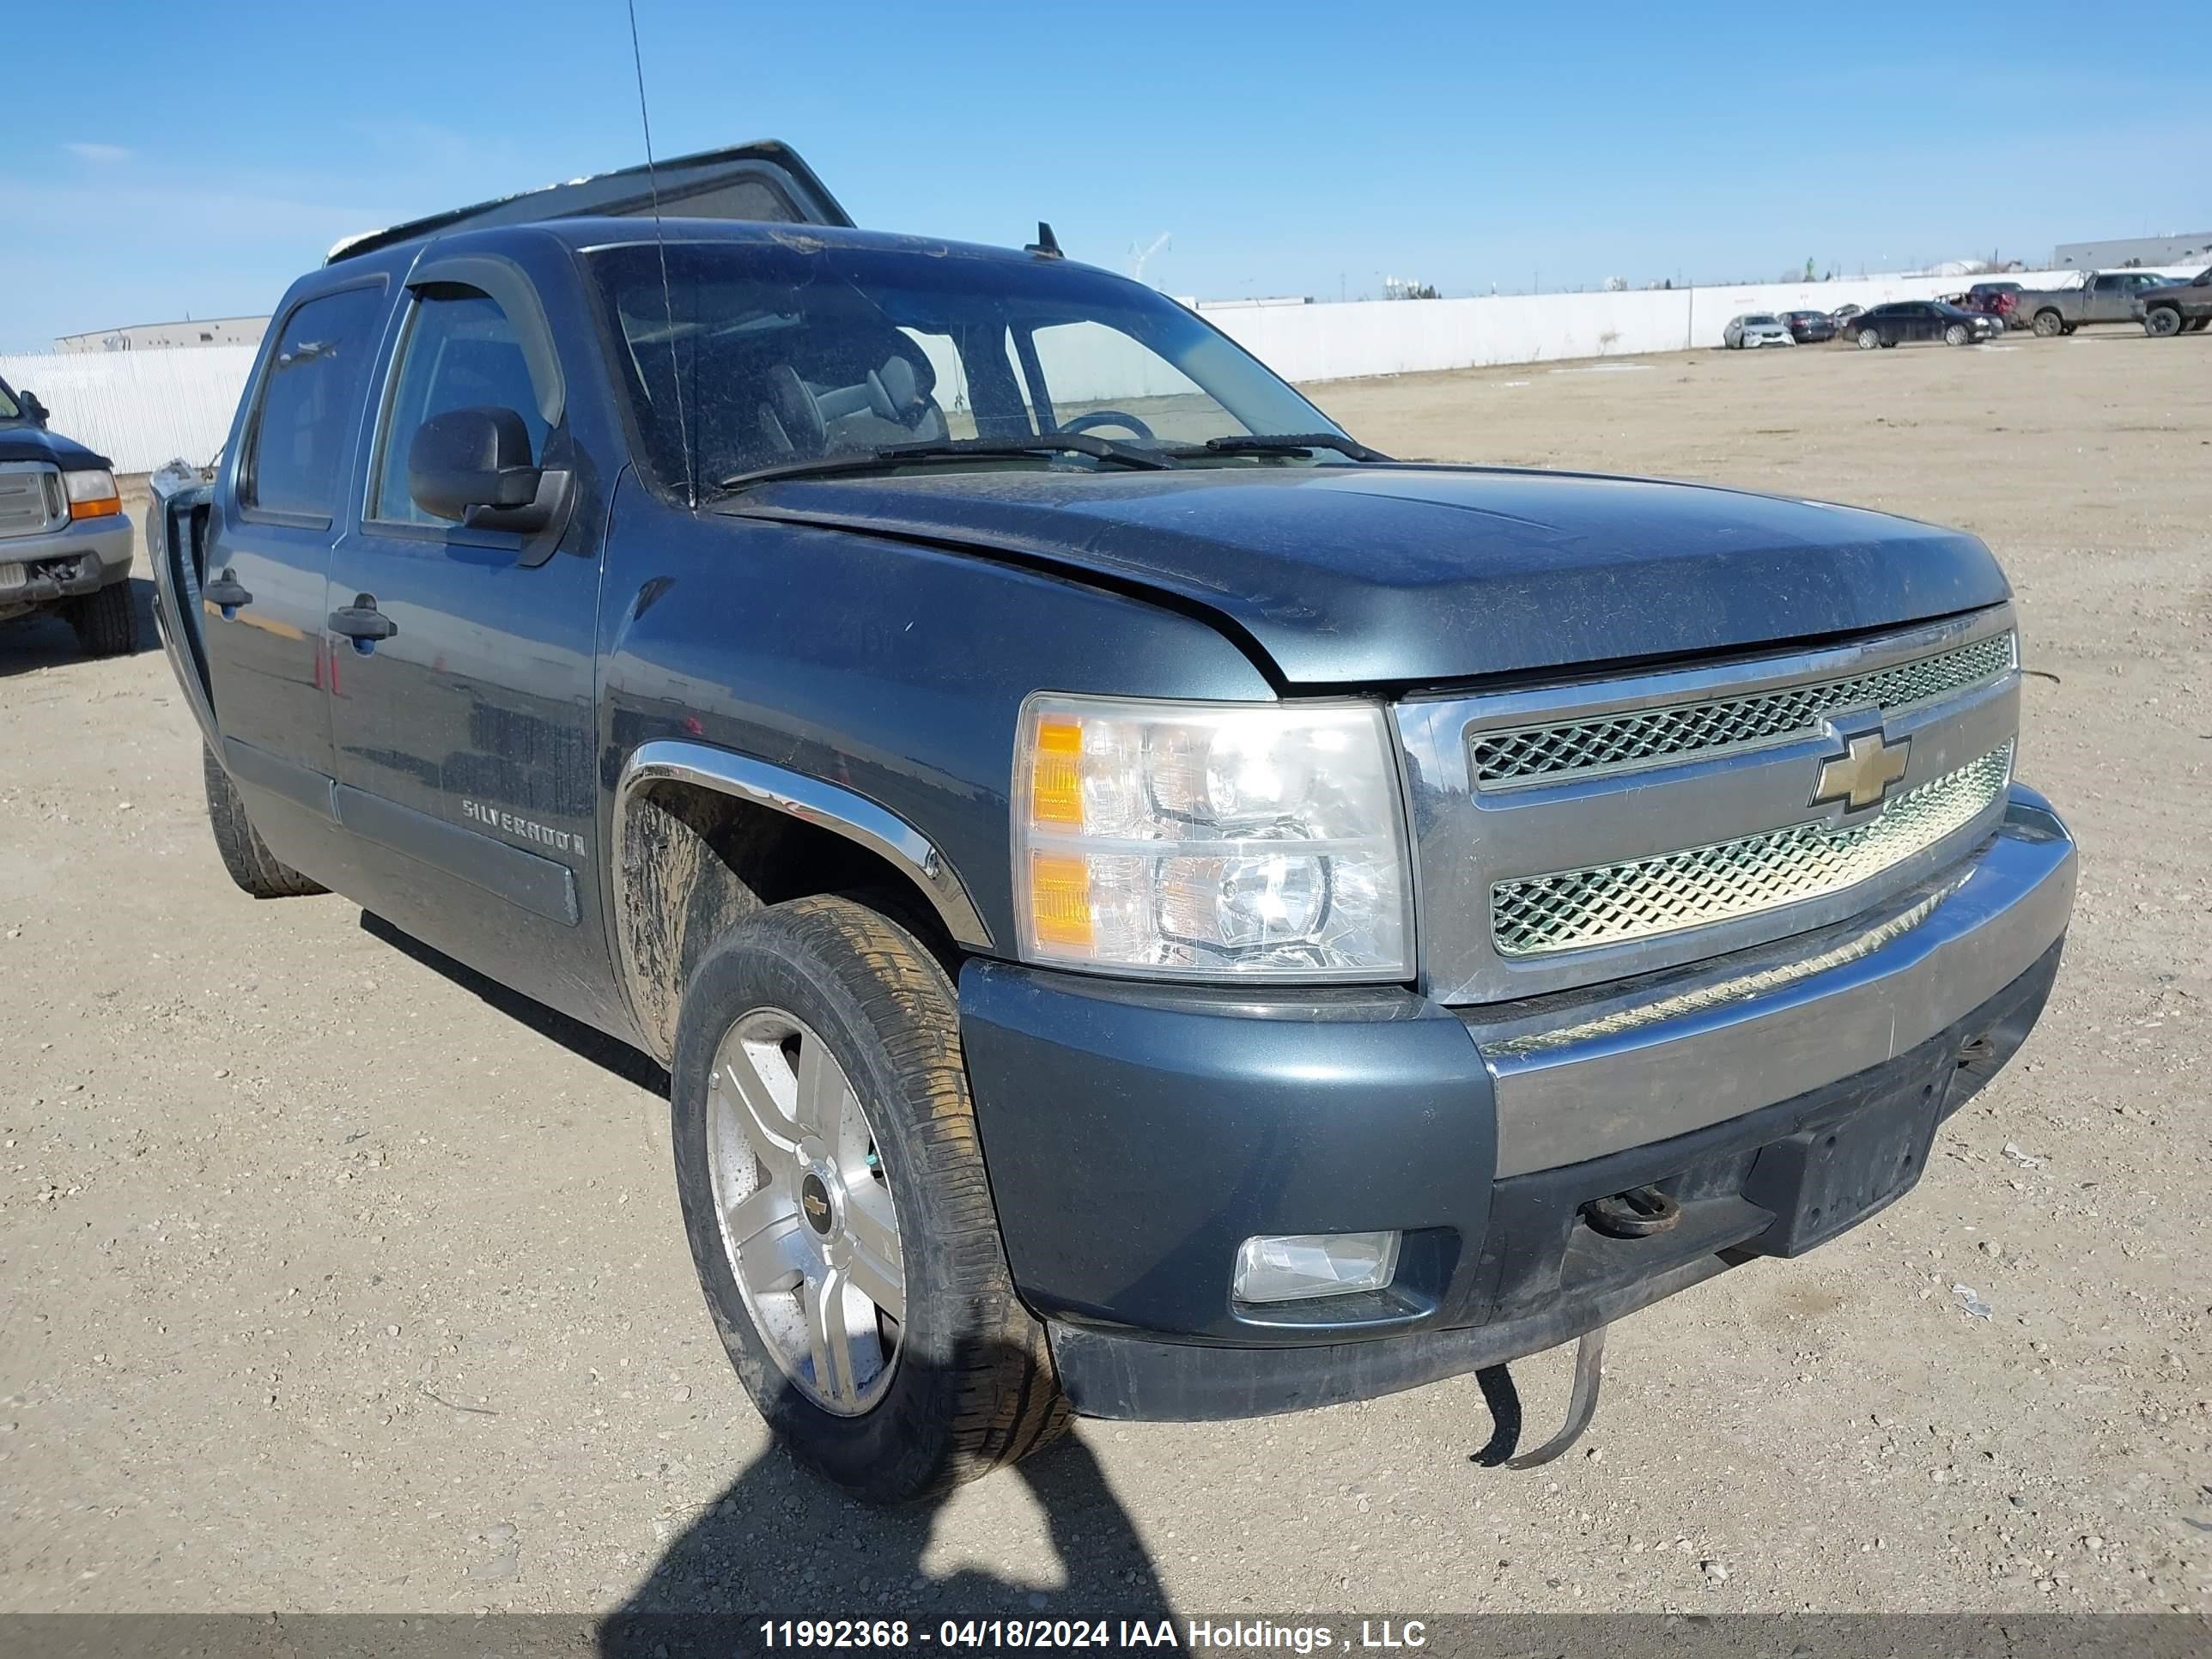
(1471, 632, 2016, 786)
(1491, 743, 2014, 957)
(0, 464, 62, 540)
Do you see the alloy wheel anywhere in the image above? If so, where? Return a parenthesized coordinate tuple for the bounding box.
(705, 1007, 905, 1415)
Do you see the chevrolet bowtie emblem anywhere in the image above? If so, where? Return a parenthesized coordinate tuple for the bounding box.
(804, 1193, 829, 1218)
(1811, 726, 1911, 812)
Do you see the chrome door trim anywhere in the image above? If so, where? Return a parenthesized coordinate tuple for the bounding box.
(612, 739, 991, 1054)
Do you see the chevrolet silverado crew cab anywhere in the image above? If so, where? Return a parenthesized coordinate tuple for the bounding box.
(1, 373, 136, 655)
(149, 143, 2076, 1502)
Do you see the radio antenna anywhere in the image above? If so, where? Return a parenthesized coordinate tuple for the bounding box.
(625, 0, 695, 507)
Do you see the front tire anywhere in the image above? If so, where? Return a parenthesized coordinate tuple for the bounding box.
(2144, 307, 2183, 337)
(672, 896, 1066, 1503)
(1856, 328, 1881, 349)
(67, 582, 137, 658)
(1944, 323, 1970, 347)
(202, 745, 326, 898)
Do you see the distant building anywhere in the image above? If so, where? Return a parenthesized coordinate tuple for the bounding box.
(2052, 233, 2212, 270)
(55, 315, 270, 354)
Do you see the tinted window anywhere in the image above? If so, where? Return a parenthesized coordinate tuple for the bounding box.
(589, 238, 1340, 495)
(370, 290, 550, 525)
(245, 286, 383, 519)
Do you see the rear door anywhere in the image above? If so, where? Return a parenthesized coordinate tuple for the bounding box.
(2088, 274, 2138, 323)
(198, 277, 388, 873)
(322, 251, 617, 1030)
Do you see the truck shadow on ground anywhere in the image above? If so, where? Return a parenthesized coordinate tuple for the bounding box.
(357, 911, 670, 1095)
(355, 915, 1180, 1645)
(597, 1388, 1175, 1656)
(0, 577, 161, 680)
(367, 909, 1554, 1636)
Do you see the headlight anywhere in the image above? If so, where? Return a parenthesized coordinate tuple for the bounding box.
(1012, 694, 1413, 981)
(64, 468, 120, 520)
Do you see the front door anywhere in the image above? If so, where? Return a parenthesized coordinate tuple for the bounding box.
(325, 266, 617, 1030)
(199, 280, 387, 875)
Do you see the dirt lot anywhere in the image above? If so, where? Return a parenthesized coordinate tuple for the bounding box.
(2, 331, 2205, 1620)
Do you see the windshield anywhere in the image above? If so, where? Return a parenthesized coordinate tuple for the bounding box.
(0, 378, 19, 421)
(1743, 315, 1778, 325)
(587, 236, 1349, 494)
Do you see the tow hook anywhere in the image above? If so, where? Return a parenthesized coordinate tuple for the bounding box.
(1491, 1186, 1681, 1469)
(1581, 1184, 1681, 1238)
(1502, 1326, 1609, 1469)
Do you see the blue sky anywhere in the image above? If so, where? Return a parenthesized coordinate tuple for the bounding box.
(3, 0, 2206, 352)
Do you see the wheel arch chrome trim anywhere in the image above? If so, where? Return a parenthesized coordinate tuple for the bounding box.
(611, 738, 992, 1053)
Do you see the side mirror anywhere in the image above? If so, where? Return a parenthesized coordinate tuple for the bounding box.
(408, 405, 542, 523)
(19, 390, 48, 427)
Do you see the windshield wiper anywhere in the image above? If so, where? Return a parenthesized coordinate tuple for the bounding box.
(1180, 433, 1392, 463)
(715, 433, 1174, 492)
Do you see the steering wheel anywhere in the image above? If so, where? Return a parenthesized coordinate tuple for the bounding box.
(1059, 410, 1157, 441)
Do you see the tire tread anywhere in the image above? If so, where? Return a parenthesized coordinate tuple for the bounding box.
(202, 746, 326, 899)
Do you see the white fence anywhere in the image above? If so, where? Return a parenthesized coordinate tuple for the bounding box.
(7, 265, 2195, 476)
(1201, 266, 2200, 382)
(0, 344, 255, 477)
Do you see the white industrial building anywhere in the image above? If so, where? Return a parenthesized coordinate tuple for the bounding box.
(2053, 232, 2212, 270)
(55, 315, 270, 354)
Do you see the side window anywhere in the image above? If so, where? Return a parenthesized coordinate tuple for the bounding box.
(1009, 322, 1244, 445)
(243, 286, 383, 520)
(370, 289, 550, 526)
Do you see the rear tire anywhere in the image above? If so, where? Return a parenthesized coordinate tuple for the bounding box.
(67, 582, 137, 658)
(2033, 309, 2063, 337)
(202, 746, 325, 898)
(672, 895, 1066, 1503)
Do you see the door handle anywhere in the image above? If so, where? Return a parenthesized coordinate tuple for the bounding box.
(328, 593, 398, 653)
(204, 568, 252, 617)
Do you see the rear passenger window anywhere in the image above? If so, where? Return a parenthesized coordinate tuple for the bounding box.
(370, 289, 550, 526)
(244, 286, 383, 520)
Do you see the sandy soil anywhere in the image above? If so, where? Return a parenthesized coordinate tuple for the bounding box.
(1, 331, 2205, 1620)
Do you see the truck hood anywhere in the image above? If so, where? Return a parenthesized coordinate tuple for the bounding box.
(725, 464, 2009, 686)
(0, 423, 109, 471)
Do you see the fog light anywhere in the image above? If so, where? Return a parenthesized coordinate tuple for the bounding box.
(1233, 1231, 1401, 1304)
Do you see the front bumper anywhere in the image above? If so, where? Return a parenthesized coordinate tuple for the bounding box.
(959, 786, 2075, 1420)
(0, 514, 134, 619)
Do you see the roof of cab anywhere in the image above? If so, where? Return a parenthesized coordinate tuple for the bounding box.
(536, 216, 1065, 269)
(325, 140, 851, 265)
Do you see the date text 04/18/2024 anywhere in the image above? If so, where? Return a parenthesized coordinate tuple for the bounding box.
(757, 1620, 1431, 1650)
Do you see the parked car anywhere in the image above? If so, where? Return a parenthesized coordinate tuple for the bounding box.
(1779, 309, 1835, 343)
(2012, 270, 2171, 336)
(149, 141, 2075, 1503)
(0, 373, 137, 654)
(2134, 267, 2212, 337)
(1849, 301, 2002, 349)
(1723, 313, 1796, 348)
(1950, 283, 2024, 329)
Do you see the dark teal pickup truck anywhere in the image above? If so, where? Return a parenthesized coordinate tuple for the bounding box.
(148, 142, 2076, 1502)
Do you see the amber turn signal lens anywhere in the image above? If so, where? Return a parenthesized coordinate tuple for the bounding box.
(1029, 717, 1085, 827)
(69, 496, 121, 521)
(1026, 852, 1094, 949)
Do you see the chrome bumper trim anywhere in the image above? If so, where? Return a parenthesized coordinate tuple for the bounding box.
(1477, 785, 2075, 1177)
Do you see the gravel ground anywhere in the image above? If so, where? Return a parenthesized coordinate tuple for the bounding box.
(0, 331, 2204, 1620)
